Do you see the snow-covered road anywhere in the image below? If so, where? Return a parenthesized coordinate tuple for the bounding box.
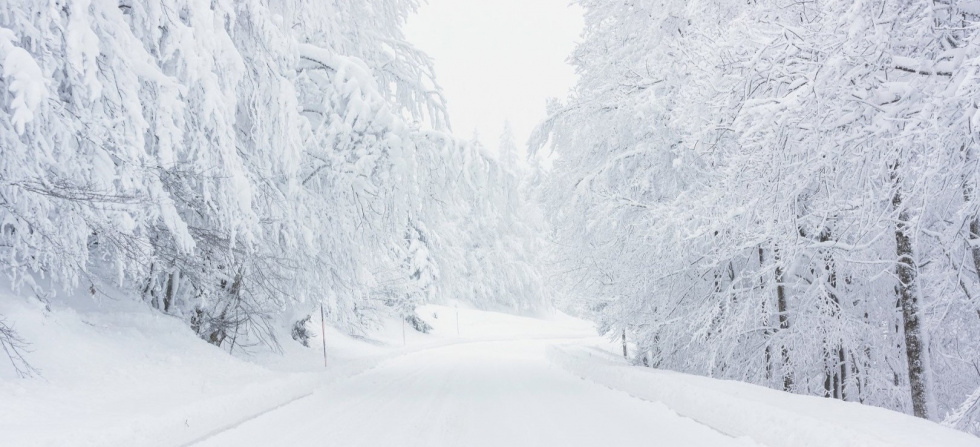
(6, 302, 975, 447)
(190, 338, 757, 447)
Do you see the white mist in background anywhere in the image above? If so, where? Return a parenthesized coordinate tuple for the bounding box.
(405, 0, 582, 160)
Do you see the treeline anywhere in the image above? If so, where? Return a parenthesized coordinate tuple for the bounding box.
(0, 0, 544, 368)
(535, 0, 980, 432)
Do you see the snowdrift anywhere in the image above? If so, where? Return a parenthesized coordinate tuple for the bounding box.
(0, 291, 430, 447)
(549, 343, 980, 447)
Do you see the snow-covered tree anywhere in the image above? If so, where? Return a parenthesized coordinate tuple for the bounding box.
(534, 0, 980, 432)
(0, 0, 544, 362)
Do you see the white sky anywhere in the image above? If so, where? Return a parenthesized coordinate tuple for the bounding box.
(405, 0, 583, 157)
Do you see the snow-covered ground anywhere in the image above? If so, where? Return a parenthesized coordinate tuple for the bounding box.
(0, 290, 359, 447)
(550, 345, 980, 447)
(1, 291, 978, 447)
(192, 339, 757, 447)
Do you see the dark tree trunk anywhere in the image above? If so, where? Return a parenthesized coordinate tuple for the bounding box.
(964, 192, 980, 286)
(818, 230, 847, 401)
(163, 271, 177, 313)
(960, 145, 980, 286)
(824, 359, 834, 398)
(774, 249, 793, 392)
(761, 247, 773, 382)
(894, 188, 931, 419)
(622, 329, 627, 359)
(967, 217, 980, 280)
(838, 345, 848, 400)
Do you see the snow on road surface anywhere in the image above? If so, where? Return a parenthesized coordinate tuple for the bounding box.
(190, 338, 758, 447)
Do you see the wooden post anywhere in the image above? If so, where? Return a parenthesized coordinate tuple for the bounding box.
(320, 303, 328, 368)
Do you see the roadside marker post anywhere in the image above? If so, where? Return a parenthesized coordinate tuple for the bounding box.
(321, 303, 328, 368)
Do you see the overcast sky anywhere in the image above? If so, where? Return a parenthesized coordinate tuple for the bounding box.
(405, 0, 583, 157)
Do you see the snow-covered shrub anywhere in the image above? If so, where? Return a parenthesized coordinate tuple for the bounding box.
(405, 314, 432, 334)
(291, 315, 314, 348)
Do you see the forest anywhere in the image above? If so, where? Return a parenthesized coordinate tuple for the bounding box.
(0, 0, 547, 363)
(534, 0, 980, 432)
(2, 0, 980, 439)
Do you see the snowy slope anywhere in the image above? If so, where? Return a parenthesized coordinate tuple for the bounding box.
(550, 343, 980, 447)
(0, 293, 309, 447)
(0, 291, 443, 447)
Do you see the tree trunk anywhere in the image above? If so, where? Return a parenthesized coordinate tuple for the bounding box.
(960, 145, 980, 286)
(622, 329, 627, 359)
(774, 249, 793, 392)
(818, 229, 846, 401)
(962, 184, 980, 286)
(894, 188, 932, 419)
(838, 345, 848, 400)
(163, 271, 177, 313)
(824, 356, 834, 398)
(761, 247, 773, 382)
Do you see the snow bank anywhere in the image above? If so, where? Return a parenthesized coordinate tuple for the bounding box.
(0, 294, 318, 447)
(0, 290, 429, 447)
(549, 344, 980, 447)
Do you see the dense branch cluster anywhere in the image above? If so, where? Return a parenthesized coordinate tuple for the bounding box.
(0, 0, 545, 356)
(535, 0, 980, 431)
